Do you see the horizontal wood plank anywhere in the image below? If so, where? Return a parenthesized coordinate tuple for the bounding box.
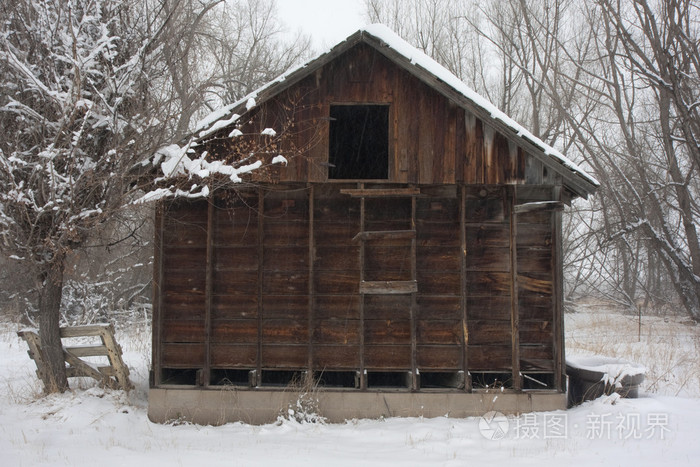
(467, 320, 513, 345)
(313, 320, 361, 345)
(340, 188, 421, 197)
(416, 320, 462, 345)
(210, 344, 258, 367)
(364, 319, 411, 345)
(60, 325, 112, 338)
(261, 345, 308, 368)
(360, 280, 418, 294)
(211, 320, 259, 343)
(416, 296, 462, 320)
(417, 345, 462, 369)
(364, 294, 412, 319)
(63, 345, 109, 357)
(352, 230, 416, 242)
(162, 320, 205, 343)
(467, 344, 512, 371)
(313, 345, 361, 369)
(161, 343, 205, 367)
(365, 345, 412, 369)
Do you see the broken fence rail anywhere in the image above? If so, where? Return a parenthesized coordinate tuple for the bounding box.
(17, 324, 133, 391)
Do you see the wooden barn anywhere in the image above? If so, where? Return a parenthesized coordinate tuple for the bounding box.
(148, 25, 598, 424)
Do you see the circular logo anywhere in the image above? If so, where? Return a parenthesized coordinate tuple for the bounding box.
(479, 411, 509, 440)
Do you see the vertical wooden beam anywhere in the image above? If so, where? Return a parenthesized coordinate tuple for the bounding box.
(410, 186, 418, 390)
(99, 325, 134, 390)
(358, 182, 366, 389)
(460, 185, 470, 391)
(552, 186, 565, 392)
(203, 196, 215, 387)
(307, 185, 315, 375)
(509, 186, 521, 390)
(152, 202, 165, 386)
(17, 330, 50, 390)
(256, 187, 265, 386)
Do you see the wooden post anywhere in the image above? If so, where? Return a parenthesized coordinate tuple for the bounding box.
(552, 186, 565, 392)
(307, 184, 315, 374)
(509, 186, 521, 390)
(358, 182, 366, 389)
(256, 187, 264, 386)
(203, 196, 215, 387)
(98, 325, 133, 390)
(460, 185, 470, 391)
(410, 186, 418, 391)
(152, 202, 165, 386)
(17, 330, 50, 389)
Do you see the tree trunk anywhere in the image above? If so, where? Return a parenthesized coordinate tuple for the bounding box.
(37, 258, 68, 393)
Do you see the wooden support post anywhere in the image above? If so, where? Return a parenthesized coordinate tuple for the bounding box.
(152, 203, 165, 386)
(308, 184, 315, 374)
(256, 187, 264, 387)
(552, 186, 565, 392)
(203, 196, 215, 387)
(460, 185, 471, 391)
(410, 189, 418, 391)
(358, 182, 366, 389)
(98, 325, 133, 390)
(17, 330, 50, 389)
(509, 186, 521, 390)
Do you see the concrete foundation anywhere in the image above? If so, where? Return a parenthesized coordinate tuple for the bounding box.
(148, 388, 567, 425)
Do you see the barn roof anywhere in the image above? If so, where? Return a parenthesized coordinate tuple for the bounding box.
(193, 24, 599, 198)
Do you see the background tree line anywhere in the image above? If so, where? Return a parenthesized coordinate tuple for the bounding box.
(366, 0, 700, 320)
(0, 0, 697, 392)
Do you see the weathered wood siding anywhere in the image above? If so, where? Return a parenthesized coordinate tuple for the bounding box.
(153, 183, 560, 391)
(153, 41, 569, 391)
(516, 187, 560, 388)
(204, 43, 559, 187)
(465, 186, 513, 373)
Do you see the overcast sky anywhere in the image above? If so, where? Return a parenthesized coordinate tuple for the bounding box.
(277, 0, 367, 49)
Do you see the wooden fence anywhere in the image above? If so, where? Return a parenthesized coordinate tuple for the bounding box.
(18, 324, 133, 391)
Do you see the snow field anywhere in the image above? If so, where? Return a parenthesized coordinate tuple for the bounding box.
(1, 304, 699, 466)
(566, 301, 700, 397)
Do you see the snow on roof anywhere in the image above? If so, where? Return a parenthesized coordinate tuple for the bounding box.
(193, 24, 599, 188)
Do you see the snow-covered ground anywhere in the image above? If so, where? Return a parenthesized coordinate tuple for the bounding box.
(2, 304, 699, 466)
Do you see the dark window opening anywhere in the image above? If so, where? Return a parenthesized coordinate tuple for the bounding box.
(470, 372, 514, 390)
(314, 371, 359, 388)
(260, 370, 306, 387)
(160, 368, 198, 386)
(366, 371, 411, 389)
(210, 369, 254, 386)
(329, 104, 389, 180)
(419, 371, 465, 390)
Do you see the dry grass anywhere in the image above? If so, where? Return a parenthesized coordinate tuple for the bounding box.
(566, 299, 700, 397)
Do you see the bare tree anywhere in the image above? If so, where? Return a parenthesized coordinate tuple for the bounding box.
(363, 0, 700, 320)
(0, 0, 310, 393)
(589, 0, 700, 318)
(0, 0, 167, 391)
(498, 0, 700, 317)
(156, 0, 312, 140)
